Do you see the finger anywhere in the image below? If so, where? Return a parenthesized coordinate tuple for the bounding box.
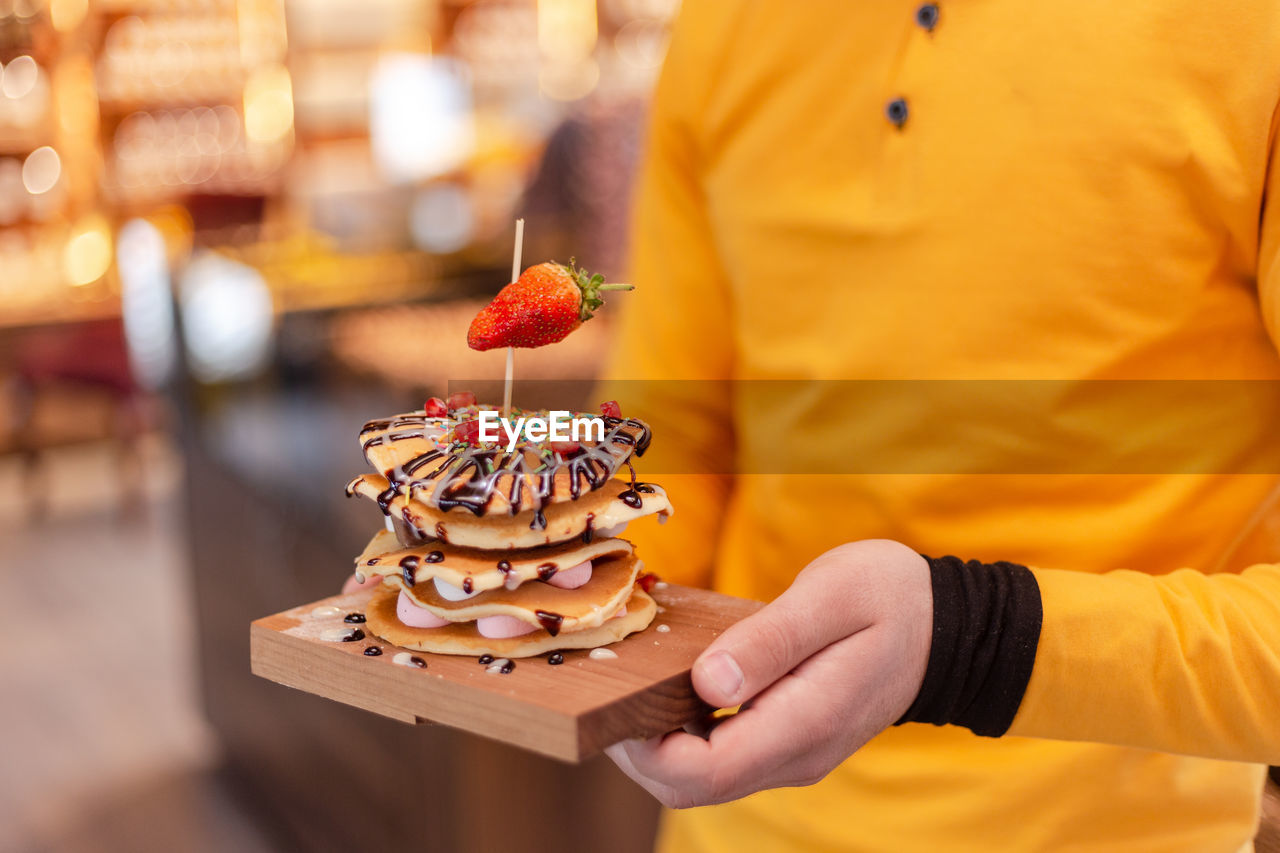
(627, 629, 898, 805)
(692, 560, 873, 708)
(605, 740, 683, 806)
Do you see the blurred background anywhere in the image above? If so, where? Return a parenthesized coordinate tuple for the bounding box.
(0, 0, 675, 850)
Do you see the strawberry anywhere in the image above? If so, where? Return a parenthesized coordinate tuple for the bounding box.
(467, 260, 633, 351)
(600, 400, 622, 418)
(549, 440, 581, 456)
(447, 390, 476, 411)
(636, 572, 660, 593)
(424, 397, 447, 417)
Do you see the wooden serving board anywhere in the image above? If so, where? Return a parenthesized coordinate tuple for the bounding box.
(250, 584, 762, 763)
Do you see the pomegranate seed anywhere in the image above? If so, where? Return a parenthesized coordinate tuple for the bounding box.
(453, 419, 481, 444)
(501, 421, 519, 447)
(549, 440, 580, 456)
(423, 397, 447, 417)
(447, 391, 477, 411)
(600, 400, 622, 418)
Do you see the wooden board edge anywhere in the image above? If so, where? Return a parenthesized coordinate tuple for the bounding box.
(250, 620, 586, 762)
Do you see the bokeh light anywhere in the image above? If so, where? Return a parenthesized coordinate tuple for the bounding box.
(243, 65, 294, 143)
(22, 147, 61, 195)
(63, 215, 113, 286)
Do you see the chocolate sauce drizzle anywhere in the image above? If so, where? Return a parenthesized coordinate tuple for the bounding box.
(537, 563, 558, 582)
(359, 411, 652, 522)
(535, 610, 565, 636)
(399, 555, 419, 586)
(344, 612, 366, 624)
(547, 652, 565, 665)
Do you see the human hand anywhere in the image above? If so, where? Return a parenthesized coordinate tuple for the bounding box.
(605, 539, 932, 808)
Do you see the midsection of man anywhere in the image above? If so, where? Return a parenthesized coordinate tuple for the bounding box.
(614, 1, 1280, 850)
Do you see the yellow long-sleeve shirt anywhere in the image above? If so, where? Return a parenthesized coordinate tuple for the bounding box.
(606, 2, 1280, 851)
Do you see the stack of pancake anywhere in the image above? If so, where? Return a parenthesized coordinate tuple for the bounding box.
(345, 398, 672, 659)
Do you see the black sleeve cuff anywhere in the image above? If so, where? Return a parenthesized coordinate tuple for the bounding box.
(896, 555, 1043, 737)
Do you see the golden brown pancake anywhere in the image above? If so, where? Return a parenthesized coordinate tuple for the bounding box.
(384, 552, 642, 633)
(355, 528, 632, 594)
(347, 474, 672, 549)
(365, 586, 657, 658)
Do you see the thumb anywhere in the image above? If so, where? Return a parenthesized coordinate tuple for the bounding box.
(691, 579, 860, 708)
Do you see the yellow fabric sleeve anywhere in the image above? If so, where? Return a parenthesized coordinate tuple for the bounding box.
(1011, 106, 1280, 763)
(1259, 101, 1280, 345)
(599, 3, 737, 590)
(1009, 564, 1280, 763)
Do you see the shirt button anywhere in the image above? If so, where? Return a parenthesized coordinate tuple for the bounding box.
(916, 3, 940, 31)
(885, 98, 909, 128)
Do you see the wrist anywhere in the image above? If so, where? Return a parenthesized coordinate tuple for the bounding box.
(896, 555, 1043, 737)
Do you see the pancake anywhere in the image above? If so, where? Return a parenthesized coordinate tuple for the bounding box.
(355, 528, 633, 594)
(358, 408, 652, 515)
(347, 474, 672, 550)
(365, 586, 657, 658)
(384, 551, 642, 633)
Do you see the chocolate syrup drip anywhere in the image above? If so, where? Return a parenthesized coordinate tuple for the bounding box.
(496, 560, 512, 575)
(360, 414, 429, 435)
(618, 490, 643, 509)
(367, 557, 380, 566)
(364, 646, 382, 656)
(498, 659, 515, 674)
(531, 509, 547, 530)
(408, 656, 427, 668)
(399, 555, 419, 586)
(425, 551, 444, 563)
(535, 610, 564, 636)
(434, 522, 449, 542)
(478, 654, 494, 665)
(376, 485, 398, 514)
(362, 428, 434, 452)
(342, 629, 365, 642)
(547, 652, 565, 665)
(581, 513, 595, 544)
(537, 563, 558, 582)
(359, 410, 652, 523)
(634, 483, 656, 494)
(462, 577, 473, 594)
(343, 612, 366, 624)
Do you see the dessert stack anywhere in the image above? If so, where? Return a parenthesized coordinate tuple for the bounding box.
(345, 392, 672, 659)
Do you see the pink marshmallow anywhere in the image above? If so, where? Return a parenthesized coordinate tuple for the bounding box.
(396, 589, 451, 628)
(545, 559, 592, 590)
(476, 614, 538, 638)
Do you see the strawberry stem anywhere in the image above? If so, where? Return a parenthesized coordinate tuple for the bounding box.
(565, 258, 635, 322)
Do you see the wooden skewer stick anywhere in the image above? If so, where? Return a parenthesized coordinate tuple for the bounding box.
(503, 218, 524, 418)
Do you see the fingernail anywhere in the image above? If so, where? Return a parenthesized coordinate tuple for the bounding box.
(698, 651, 744, 701)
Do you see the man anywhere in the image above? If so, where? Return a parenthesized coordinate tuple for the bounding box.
(603, 2, 1280, 850)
